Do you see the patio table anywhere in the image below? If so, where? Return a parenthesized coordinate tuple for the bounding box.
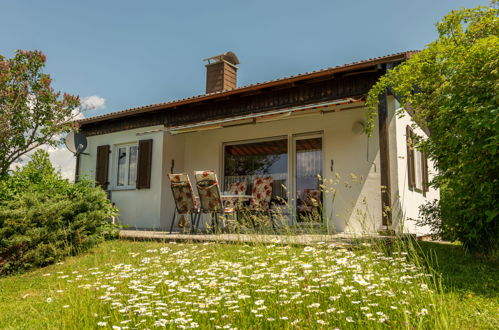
(220, 194, 253, 200)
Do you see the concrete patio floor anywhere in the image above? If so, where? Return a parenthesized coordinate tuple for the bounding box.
(119, 229, 398, 246)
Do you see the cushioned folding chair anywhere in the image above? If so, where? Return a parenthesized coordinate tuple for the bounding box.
(250, 177, 273, 211)
(168, 173, 200, 233)
(298, 189, 322, 217)
(194, 170, 235, 232)
(225, 181, 248, 209)
(249, 177, 276, 230)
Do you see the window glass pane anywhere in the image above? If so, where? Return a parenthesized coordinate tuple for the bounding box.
(128, 146, 138, 186)
(295, 137, 322, 221)
(414, 150, 423, 190)
(117, 147, 127, 186)
(224, 139, 288, 203)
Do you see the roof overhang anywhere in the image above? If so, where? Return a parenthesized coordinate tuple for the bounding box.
(167, 97, 364, 135)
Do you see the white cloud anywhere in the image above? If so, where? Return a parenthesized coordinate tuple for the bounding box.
(7, 95, 106, 181)
(81, 95, 106, 111)
(9, 145, 76, 181)
(72, 108, 85, 120)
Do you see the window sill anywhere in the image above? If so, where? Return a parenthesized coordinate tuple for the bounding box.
(111, 187, 137, 191)
(409, 187, 426, 196)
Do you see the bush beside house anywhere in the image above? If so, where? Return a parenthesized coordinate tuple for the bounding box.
(0, 150, 117, 275)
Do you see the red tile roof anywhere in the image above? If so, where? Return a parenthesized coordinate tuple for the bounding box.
(78, 51, 418, 126)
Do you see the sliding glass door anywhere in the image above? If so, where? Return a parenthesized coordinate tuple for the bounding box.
(224, 137, 288, 203)
(222, 133, 323, 222)
(294, 135, 323, 222)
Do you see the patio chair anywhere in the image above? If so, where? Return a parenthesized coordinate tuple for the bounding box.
(298, 189, 322, 221)
(250, 177, 273, 211)
(194, 170, 235, 232)
(249, 177, 276, 230)
(225, 181, 248, 209)
(168, 173, 200, 233)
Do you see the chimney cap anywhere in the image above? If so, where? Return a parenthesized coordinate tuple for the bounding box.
(203, 51, 240, 66)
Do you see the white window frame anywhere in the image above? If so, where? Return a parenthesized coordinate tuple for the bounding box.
(112, 142, 138, 190)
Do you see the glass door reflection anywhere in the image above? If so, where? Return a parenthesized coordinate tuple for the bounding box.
(295, 136, 323, 222)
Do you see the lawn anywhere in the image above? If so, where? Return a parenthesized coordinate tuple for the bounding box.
(0, 239, 497, 329)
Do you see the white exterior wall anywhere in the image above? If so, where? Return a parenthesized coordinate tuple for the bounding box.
(77, 102, 438, 235)
(78, 125, 165, 229)
(165, 106, 383, 234)
(390, 100, 439, 235)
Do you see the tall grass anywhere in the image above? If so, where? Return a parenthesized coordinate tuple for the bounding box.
(0, 236, 455, 329)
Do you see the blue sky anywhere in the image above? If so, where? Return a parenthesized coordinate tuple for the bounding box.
(1, 0, 488, 119)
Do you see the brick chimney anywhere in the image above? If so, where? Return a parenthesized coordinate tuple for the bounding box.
(204, 51, 240, 94)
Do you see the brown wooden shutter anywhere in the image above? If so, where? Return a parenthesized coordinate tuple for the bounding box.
(95, 145, 110, 189)
(406, 126, 416, 189)
(136, 139, 153, 189)
(422, 151, 429, 192)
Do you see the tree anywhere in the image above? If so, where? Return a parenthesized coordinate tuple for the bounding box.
(0, 50, 80, 178)
(366, 2, 498, 253)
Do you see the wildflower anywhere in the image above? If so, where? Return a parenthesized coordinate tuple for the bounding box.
(346, 316, 354, 322)
(418, 308, 429, 316)
(353, 274, 369, 286)
(46, 297, 53, 303)
(63, 305, 70, 308)
(97, 322, 107, 327)
(308, 303, 320, 308)
(304, 246, 315, 253)
(254, 299, 264, 306)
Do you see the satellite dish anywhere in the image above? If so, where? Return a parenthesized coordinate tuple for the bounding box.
(65, 131, 88, 154)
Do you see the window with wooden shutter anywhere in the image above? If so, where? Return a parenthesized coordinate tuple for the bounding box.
(115, 143, 138, 189)
(406, 126, 416, 189)
(136, 139, 153, 189)
(422, 151, 429, 193)
(406, 126, 430, 194)
(96, 145, 110, 189)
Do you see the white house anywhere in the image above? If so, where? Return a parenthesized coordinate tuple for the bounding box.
(76, 51, 438, 235)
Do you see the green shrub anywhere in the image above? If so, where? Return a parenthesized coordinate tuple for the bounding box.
(0, 150, 117, 275)
(366, 3, 499, 254)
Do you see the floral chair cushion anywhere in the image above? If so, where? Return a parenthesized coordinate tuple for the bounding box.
(168, 173, 197, 214)
(229, 181, 248, 195)
(225, 181, 248, 209)
(194, 170, 224, 213)
(298, 189, 321, 213)
(250, 177, 273, 211)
